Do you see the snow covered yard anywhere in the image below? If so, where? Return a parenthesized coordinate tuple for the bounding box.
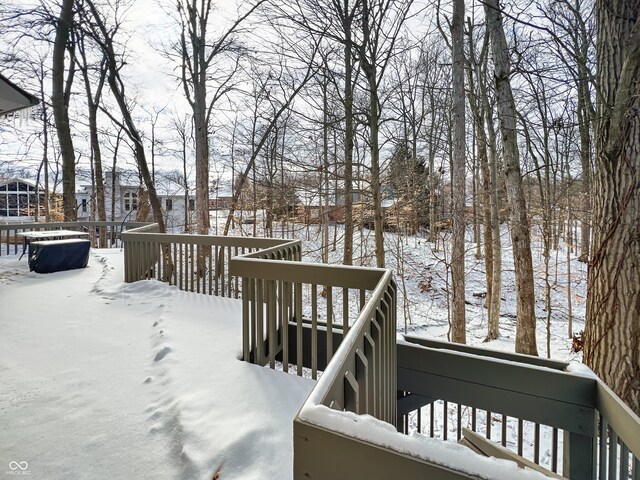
(0, 249, 314, 479)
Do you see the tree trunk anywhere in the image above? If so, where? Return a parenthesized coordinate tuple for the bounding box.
(369, 84, 385, 268)
(485, 96, 502, 340)
(450, 0, 466, 343)
(343, 6, 355, 266)
(52, 0, 76, 221)
(574, 0, 594, 263)
(77, 40, 107, 244)
(194, 79, 210, 235)
(484, 0, 538, 355)
(38, 62, 51, 222)
(584, 0, 640, 416)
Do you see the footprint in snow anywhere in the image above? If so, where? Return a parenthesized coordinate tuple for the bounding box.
(154, 346, 172, 362)
(144, 377, 153, 384)
(152, 321, 159, 327)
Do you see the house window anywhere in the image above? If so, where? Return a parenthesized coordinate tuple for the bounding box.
(0, 180, 39, 217)
(124, 192, 138, 211)
(82, 198, 87, 213)
(189, 199, 195, 211)
(166, 198, 173, 211)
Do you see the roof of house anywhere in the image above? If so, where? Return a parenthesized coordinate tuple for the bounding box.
(0, 74, 39, 116)
(76, 170, 193, 198)
(0, 177, 39, 189)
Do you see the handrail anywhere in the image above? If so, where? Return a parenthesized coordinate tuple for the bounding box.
(396, 338, 640, 479)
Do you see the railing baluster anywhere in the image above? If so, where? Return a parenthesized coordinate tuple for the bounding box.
(189, 243, 195, 292)
(457, 404, 462, 441)
(609, 428, 618, 480)
(311, 284, 318, 380)
(472, 407, 477, 432)
(552, 427, 559, 473)
(599, 417, 608, 480)
(214, 245, 219, 296)
(234, 246, 239, 298)
(326, 286, 333, 364)
(278, 280, 287, 373)
(443, 401, 448, 441)
(295, 282, 303, 376)
(196, 244, 201, 293)
(621, 443, 630, 480)
(179, 243, 183, 291)
(342, 287, 349, 335)
(227, 246, 232, 297)
(256, 279, 264, 364)
(222, 245, 227, 296)
(208, 247, 213, 295)
(172, 242, 177, 286)
(282, 281, 290, 373)
(534, 423, 540, 464)
(518, 418, 524, 457)
(501, 414, 507, 447)
(242, 278, 250, 362)
(430, 401, 435, 438)
(487, 410, 492, 440)
(268, 280, 277, 369)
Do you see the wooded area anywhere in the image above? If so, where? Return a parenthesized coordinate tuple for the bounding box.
(0, 0, 637, 415)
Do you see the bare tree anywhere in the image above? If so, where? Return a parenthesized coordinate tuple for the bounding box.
(355, 0, 413, 268)
(75, 26, 107, 243)
(51, 0, 77, 220)
(484, 0, 538, 355)
(176, 0, 265, 236)
(467, 19, 501, 341)
(81, 0, 165, 231)
(449, 0, 466, 343)
(222, 43, 322, 236)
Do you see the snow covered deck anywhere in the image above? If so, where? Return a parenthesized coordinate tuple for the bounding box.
(0, 249, 314, 479)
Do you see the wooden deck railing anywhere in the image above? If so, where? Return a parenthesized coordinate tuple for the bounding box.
(396, 337, 640, 480)
(0, 221, 151, 255)
(230, 255, 397, 424)
(121, 225, 298, 298)
(117, 225, 639, 479)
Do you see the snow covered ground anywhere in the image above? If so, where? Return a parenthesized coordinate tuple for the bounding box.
(0, 249, 314, 479)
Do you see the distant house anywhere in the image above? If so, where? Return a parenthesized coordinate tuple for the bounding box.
(294, 186, 344, 224)
(76, 171, 195, 230)
(209, 186, 234, 210)
(0, 177, 45, 220)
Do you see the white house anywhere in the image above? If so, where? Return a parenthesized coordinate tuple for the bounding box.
(0, 177, 46, 221)
(76, 170, 196, 231)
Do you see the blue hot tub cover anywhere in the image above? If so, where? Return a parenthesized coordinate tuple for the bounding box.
(28, 239, 91, 274)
